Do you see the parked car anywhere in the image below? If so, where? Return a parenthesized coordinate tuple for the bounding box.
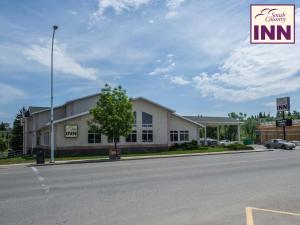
(264, 139, 296, 150)
(290, 140, 300, 146)
(199, 138, 219, 146)
(219, 139, 232, 146)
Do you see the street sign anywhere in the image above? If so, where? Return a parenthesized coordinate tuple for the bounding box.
(276, 97, 290, 112)
(276, 119, 292, 127)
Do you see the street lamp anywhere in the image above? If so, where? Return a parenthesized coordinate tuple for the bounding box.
(50, 25, 58, 163)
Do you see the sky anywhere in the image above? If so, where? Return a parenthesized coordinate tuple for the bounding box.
(0, 0, 300, 124)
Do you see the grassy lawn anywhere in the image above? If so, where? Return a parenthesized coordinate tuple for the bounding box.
(122, 147, 231, 157)
(0, 155, 108, 165)
(0, 146, 248, 165)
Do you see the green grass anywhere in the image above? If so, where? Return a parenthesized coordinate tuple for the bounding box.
(122, 147, 229, 157)
(0, 155, 108, 165)
(0, 146, 251, 165)
(0, 156, 35, 165)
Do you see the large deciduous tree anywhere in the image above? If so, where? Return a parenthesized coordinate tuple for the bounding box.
(243, 119, 257, 141)
(88, 84, 134, 150)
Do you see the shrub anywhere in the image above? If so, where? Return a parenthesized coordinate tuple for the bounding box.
(169, 140, 199, 150)
(225, 143, 254, 150)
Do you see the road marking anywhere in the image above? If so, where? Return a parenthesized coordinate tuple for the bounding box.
(251, 207, 300, 217)
(246, 206, 300, 225)
(37, 175, 45, 182)
(246, 207, 254, 225)
(30, 166, 50, 193)
(31, 167, 38, 173)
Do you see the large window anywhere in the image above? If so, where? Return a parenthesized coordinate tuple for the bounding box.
(142, 112, 152, 128)
(108, 137, 120, 143)
(126, 130, 137, 142)
(142, 130, 153, 142)
(43, 132, 49, 145)
(170, 131, 178, 142)
(180, 131, 189, 142)
(88, 130, 101, 144)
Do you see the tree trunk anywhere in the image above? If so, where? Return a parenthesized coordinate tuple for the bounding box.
(114, 140, 117, 149)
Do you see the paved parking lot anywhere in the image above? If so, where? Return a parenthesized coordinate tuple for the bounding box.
(0, 148, 300, 225)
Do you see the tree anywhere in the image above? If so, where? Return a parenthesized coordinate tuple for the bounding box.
(243, 119, 257, 141)
(0, 137, 7, 152)
(0, 122, 5, 131)
(88, 84, 134, 150)
(10, 108, 26, 151)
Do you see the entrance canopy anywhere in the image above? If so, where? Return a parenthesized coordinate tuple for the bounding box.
(184, 116, 243, 142)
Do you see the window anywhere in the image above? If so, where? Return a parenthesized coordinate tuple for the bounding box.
(43, 132, 49, 145)
(142, 130, 153, 142)
(170, 131, 178, 142)
(36, 136, 40, 146)
(108, 137, 120, 143)
(142, 112, 152, 128)
(180, 131, 189, 142)
(88, 130, 101, 144)
(126, 130, 137, 142)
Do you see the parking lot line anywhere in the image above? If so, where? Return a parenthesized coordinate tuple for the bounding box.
(246, 206, 300, 225)
(251, 207, 300, 217)
(246, 207, 254, 225)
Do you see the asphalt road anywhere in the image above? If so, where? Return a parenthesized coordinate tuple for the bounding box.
(1, 148, 300, 225)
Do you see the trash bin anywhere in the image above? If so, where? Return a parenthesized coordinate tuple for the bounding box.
(243, 140, 253, 145)
(36, 149, 45, 164)
(109, 148, 121, 160)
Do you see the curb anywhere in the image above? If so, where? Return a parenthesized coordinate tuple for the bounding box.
(28, 149, 274, 167)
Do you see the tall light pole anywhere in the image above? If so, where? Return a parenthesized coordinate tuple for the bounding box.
(50, 25, 58, 163)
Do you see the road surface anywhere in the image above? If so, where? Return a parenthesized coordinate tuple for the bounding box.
(1, 148, 300, 225)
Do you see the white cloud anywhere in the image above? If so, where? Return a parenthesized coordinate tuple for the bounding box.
(0, 83, 26, 104)
(90, 0, 151, 21)
(90, 0, 186, 23)
(166, 0, 186, 9)
(165, 11, 178, 19)
(149, 54, 176, 76)
(149, 54, 190, 85)
(192, 8, 300, 102)
(23, 40, 98, 80)
(168, 75, 190, 85)
(165, 0, 186, 19)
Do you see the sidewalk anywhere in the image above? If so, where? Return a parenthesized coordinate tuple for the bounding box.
(29, 148, 273, 167)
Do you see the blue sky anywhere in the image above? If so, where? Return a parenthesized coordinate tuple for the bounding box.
(0, 0, 299, 123)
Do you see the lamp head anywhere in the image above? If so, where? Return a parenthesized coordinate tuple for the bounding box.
(53, 25, 58, 30)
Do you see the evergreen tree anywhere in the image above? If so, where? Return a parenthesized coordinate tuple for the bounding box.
(0, 122, 6, 131)
(10, 108, 26, 151)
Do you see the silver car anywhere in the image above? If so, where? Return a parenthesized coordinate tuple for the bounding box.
(264, 139, 296, 150)
(290, 140, 300, 146)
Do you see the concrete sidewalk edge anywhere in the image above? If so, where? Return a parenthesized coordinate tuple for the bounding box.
(28, 149, 274, 167)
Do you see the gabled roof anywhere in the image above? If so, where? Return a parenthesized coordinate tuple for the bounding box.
(31, 93, 100, 115)
(132, 97, 175, 113)
(183, 116, 243, 125)
(172, 113, 205, 127)
(28, 106, 50, 114)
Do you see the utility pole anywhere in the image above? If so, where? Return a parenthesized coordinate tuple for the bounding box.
(282, 111, 286, 140)
(50, 25, 58, 163)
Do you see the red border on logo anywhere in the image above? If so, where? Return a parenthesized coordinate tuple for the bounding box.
(250, 4, 295, 44)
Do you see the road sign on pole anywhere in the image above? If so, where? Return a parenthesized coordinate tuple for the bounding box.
(276, 97, 290, 112)
(276, 97, 291, 140)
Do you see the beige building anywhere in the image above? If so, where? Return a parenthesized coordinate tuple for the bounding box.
(22, 94, 206, 155)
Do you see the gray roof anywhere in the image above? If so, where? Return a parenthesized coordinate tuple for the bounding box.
(28, 106, 50, 114)
(183, 116, 242, 125)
